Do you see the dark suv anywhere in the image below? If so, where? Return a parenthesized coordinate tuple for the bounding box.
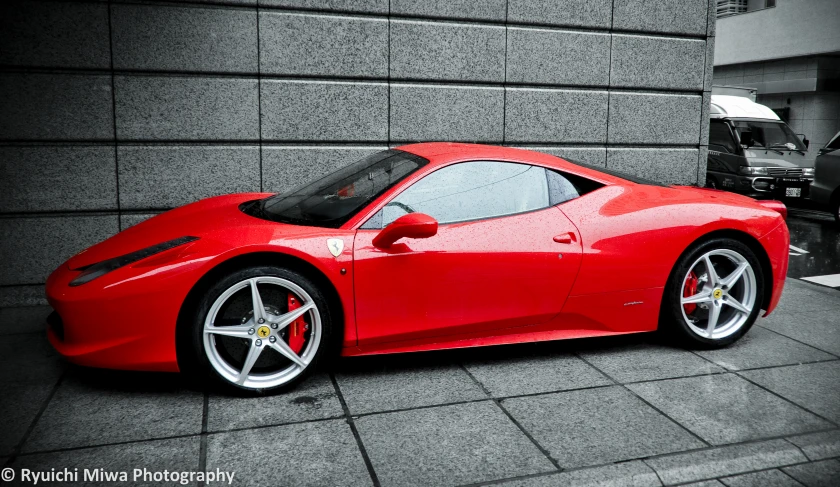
(810, 130, 840, 225)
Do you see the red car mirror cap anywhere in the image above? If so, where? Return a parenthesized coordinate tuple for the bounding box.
(373, 213, 438, 249)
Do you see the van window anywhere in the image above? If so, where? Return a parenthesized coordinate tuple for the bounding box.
(710, 121, 737, 153)
(732, 121, 807, 151)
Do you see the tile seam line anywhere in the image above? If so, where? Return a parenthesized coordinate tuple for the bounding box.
(733, 370, 840, 428)
(197, 392, 209, 487)
(256, 0, 264, 193)
(97, 1, 711, 39)
(0, 68, 709, 93)
(7, 370, 66, 462)
(329, 373, 381, 487)
(686, 351, 840, 428)
(12, 419, 837, 471)
(754, 324, 840, 359)
(13, 414, 353, 458)
(107, 1, 121, 229)
(575, 351, 713, 447)
(459, 363, 563, 471)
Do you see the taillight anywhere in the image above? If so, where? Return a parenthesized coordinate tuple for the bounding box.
(758, 200, 787, 220)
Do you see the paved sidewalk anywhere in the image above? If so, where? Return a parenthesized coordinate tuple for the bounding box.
(1, 278, 839, 486)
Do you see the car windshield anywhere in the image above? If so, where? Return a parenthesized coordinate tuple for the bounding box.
(732, 120, 806, 151)
(250, 149, 428, 228)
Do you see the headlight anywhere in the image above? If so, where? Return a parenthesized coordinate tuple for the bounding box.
(69, 236, 199, 287)
(802, 167, 815, 177)
(738, 166, 769, 175)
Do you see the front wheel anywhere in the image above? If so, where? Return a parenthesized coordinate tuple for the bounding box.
(661, 238, 764, 348)
(190, 266, 333, 394)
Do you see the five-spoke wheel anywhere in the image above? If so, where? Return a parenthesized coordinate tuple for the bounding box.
(190, 266, 331, 393)
(663, 238, 764, 347)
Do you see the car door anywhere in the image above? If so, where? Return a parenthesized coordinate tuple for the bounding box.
(353, 160, 584, 346)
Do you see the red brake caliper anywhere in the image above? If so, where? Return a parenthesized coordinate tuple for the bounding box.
(683, 271, 699, 314)
(287, 293, 306, 354)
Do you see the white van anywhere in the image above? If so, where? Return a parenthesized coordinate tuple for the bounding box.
(706, 94, 813, 199)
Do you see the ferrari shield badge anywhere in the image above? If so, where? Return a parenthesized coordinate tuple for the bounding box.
(257, 326, 271, 338)
(327, 238, 344, 257)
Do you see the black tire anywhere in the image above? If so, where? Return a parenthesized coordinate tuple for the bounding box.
(660, 238, 765, 349)
(188, 265, 334, 395)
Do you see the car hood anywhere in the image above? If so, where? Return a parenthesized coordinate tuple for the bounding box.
(66, 193, 274, 270)
(743, 149, 812, 168)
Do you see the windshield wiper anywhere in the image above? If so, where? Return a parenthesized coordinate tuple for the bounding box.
(768, 144, 806, 155)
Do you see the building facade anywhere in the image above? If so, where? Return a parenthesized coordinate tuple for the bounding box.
(0, 0, 715, 306)
(713, 0, 840, 163)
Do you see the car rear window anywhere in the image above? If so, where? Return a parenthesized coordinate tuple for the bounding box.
(564, 158, 668, 187)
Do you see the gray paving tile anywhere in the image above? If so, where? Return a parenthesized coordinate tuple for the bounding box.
(497, 460, 661, 486)
(463, 351, 610, 397)
(678, 482, 726, 487)
(207, 373, 343, 432)
(759, 310, 840, 357)
(0, 333, 64, 386)
(645, 439, 807, 485)
(23, 371, 202, 452)
(696, 327, 836, 371)
(783, 459, 840, 487)
(721, 469, 804, 486)
(335, 363, 486, 415)
(0, 383, 54, 456)
(741, 362, 840, 424)
(355, 401, 554, 486)
(627, 375, 831, 445)
(206, 419, 371, 487)
(0, 306, 51, 335)
(579, 342, 723, 383)
(787, 430, 840, 461)
(503, 386, 704, 468)
(14, 436, 200, 485)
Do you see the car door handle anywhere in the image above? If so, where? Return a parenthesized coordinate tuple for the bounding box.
(553, 233, 576, 244)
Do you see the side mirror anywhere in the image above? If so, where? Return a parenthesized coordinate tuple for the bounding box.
(797, 134, 810, 149)
(372, 213, 438, 249)
(739, 131, 754, 148)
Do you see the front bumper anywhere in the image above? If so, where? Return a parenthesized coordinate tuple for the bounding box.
(738, 175, 813, 199)
(45, 250, 209, 372)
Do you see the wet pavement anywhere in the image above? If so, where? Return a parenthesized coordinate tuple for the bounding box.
(786, 203, 840, 289)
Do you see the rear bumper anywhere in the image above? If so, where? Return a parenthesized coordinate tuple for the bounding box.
(759, 221, 790, 316)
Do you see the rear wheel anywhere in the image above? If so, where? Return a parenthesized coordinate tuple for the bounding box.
(191, 266, 332, 394)
(661, 238, 764, 348)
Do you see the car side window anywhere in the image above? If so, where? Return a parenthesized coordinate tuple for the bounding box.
(710, 121, 738, 153)
(365, 161, 553, 228)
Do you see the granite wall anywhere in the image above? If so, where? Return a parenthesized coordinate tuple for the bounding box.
(0, 0, 715, 306)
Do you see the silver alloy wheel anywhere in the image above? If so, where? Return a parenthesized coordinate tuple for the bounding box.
(203, 277, 321, 389)
(680, 249, 757, 340)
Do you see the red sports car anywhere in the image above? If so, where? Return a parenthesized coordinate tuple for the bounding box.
(46, 143, 789, 393)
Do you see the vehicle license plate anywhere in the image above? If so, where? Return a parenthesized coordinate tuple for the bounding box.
(785, 187, 801, 197)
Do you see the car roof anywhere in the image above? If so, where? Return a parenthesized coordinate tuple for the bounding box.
(394, 142, 660, 187)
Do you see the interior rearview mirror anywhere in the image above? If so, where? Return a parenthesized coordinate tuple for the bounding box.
(373, 213, 438, 249)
